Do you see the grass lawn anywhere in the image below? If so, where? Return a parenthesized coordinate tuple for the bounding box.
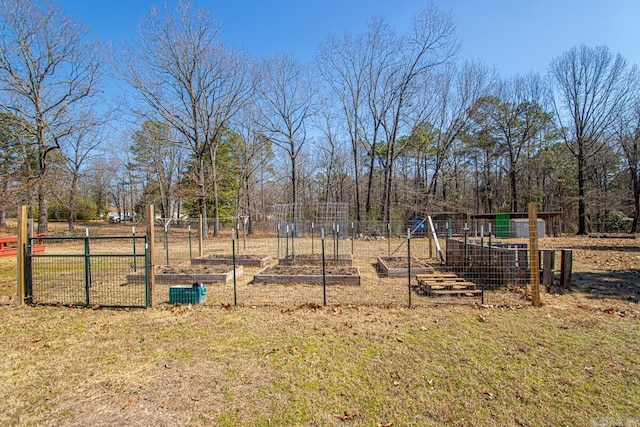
(1, 229, 639, 426)
(1, 301, 638, 426)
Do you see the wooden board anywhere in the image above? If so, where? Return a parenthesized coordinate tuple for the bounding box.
(253, 266, 360, 286)
(191, 255, 272, 267)
(127, 266, 243, 285)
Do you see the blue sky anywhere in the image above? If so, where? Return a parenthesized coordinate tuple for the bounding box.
(57, 0, 639, 77)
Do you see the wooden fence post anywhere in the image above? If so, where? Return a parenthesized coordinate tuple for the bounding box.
(529, 202, 541, 307)
(560, 249, 572, 291)
(16, 206, 27, 305)
(541, 250, 555, 292)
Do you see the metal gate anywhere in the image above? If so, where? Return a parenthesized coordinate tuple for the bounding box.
(25, 235, 151, 308)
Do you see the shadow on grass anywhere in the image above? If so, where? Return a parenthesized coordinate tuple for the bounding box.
(571, 270, 640, 303)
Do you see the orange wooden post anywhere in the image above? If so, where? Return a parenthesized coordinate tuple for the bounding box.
(529, 202, 541, 307)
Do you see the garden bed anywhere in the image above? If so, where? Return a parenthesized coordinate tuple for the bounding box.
(279, 253, 353, 266)
(191, 254, 272, 267)
(127, 265, 243, 284)
(377, 256, 434, 277)
(252, 265, 360, 285)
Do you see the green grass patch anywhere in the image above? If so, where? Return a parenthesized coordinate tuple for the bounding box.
(0, 304, 638, 426)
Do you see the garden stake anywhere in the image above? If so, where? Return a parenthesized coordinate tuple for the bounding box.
(84, 228, 91, 305)
(321, 228, 326, 306)
(351, 222, 354, 255)
(188, 225, 192, 261)
(232, 228, 237, 306)
(132, 226, 137, 272)
(407, 228, 412, 307)
(336, 224, 340, 261)
(285, 224, 289, 265)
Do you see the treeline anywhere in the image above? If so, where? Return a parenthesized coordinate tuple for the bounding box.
(0, 0, 638, 235)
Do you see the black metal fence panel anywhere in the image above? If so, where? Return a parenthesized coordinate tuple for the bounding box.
(28, 236, 149, 307)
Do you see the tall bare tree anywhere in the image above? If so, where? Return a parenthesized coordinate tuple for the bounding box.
(232, 105, 274, 234)
(614, 70, 640, 232)
(0, 0, 102, 232)
(316, 31, 369, 223)
(61, 111, 105, 231)
(256, 53, 316, 226)
(358, 5, 458, 222)
(0, 112, 33, 226)
(471, 73, 551, 212)
(131, 120, 185, 220)
(415, 61, 495, 206)
(124, 0, 252, 237)
(550, 45, 634, 234)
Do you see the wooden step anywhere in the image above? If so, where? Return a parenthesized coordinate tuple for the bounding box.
(415, 273, 457, 280)
(430, 289, 482, 297)
(419, 278, 468, 284)
(421, 281, 476, 290)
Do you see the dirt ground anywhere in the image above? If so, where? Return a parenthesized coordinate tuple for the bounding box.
(538, 236, 640, 303)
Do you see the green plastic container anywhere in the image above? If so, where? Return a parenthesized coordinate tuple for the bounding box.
(495, 213, 511, 238)
(169, 284, 207, 304)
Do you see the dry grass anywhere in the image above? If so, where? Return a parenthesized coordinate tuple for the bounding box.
(0, 302, 638, 426)
(0, 224, 639, 425)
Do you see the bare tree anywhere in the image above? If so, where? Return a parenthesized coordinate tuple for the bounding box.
(614, 69, 640, 232)
(0, 0, 102, 232)
(61, 111, 105, 231)
(471, 72, 551, 212)
(550, 45, 634, 234)
(256, 53, 316, 226)
(316, 31, 369, 223)
(358, 5, 458, 222)
(233, 105, 274, 233)
(131, 120, 185, 220)
(416, 61, 496, 207)
(0, 112, 33, 226)
(124, 1, 252, 237)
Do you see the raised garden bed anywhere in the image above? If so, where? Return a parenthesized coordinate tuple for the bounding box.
(377, 256, 434, 277)
(253, 265, 360, 286)
(191, 254, 272, 267)
(127, 265, 243, 284)
(279, 253, 353, 266)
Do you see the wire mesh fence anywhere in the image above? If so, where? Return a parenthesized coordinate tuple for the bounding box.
(145, 219, 541, 307)
(26, 219, 558, 308)
(29, 235, 150, 307)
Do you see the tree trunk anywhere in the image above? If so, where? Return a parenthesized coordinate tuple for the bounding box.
(365, 141, 377, 219)
(577, 147, 587, 235)
(631, 176, 639, 233)
(351, 142, 361, 225)
(37, 181, 48, 233)
(68, 173, 79, 232)
(197, 153, 208, 238)
(291, 151, 297, 230)
(209, 144, 220, 237)
(510, 168, 518, 213)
